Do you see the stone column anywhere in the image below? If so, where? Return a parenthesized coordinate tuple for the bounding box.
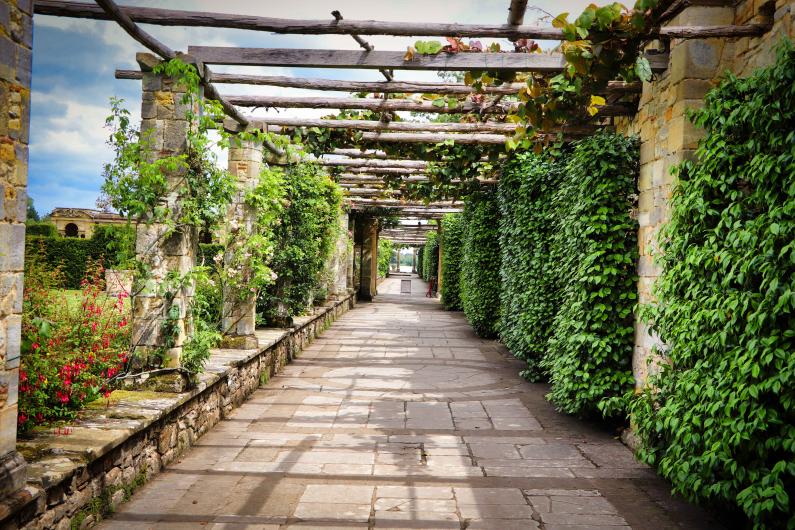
(132, 53, 199, 369)
(0, 0, 30, 497)
(220, 136, 262, 349)
(625, 4, 735, 389)
(411, 248, 417, 273)
(358, 217, 378, 301)
(325, 210, 350, 300)
(346, 216, 355, 291)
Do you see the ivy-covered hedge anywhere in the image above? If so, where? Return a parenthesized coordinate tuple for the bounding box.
(257, 162, 342, 322)
(631, 44, 795, 528)
(378, 238, 394, 278)
(460, 189, 501, 338)
(421, 231, 438, 281)
(25, 221, 57, 237)
(25, 224, 135, 289)
(545, 132, 638, 418)
(416, 246, 424, 276)
(498, 152, 563, 380)
(440, 213, 464, 310)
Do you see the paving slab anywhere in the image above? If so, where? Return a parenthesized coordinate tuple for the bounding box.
(100, 276, 723, 530)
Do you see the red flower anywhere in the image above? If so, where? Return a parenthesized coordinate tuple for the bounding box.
(32, 342, 40, 350)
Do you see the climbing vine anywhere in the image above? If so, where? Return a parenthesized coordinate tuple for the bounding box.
(498, 151, 563, 381)
(421, 231, 439, 282)
(440, 213, 464, 311)
(631, 43, 795, 528)
(545, 132, 638, 419)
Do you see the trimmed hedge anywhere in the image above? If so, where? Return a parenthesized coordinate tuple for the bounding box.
(25, 221, 58, 237)
(440, 213, 464, 311)
(416, 246, 424, 276)
(631, 44, 795, 527)
(460, 189, 501, 338)
(545, 132, 638, 419)
(25, 224, 135, 289)
(421, 231, 438, 281)
(378, 238, 394, 278)
(498, 152, 563, 381)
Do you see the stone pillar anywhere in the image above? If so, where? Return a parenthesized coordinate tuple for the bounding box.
(325, 210, 350, 300)
(346, 216, 355, 291)
(358, 217, 378, 301)
(0, 0, 30, 497)
(132, 53, 199, 369)
(411, 248, 417, 273)
(220, 136, 262, 349)
(626, 4, 735, 389)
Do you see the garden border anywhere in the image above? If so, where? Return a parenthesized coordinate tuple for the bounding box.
(0, 291, 355, 529)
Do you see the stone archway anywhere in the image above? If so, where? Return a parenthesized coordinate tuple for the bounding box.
(64, 222, 79, 237)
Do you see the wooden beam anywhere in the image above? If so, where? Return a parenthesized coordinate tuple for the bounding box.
(507, 0, 529, 25)
(37, 2, 768, 40)
(226, 95, 635, 116)
(359, 132, 514, 144)
(318, 159, 428, 169)
(116, 69, 642, 97)
(188, 46, 669, 73)
(342, 167, 427, 175)
(250, 117, 524, 134)
(349, 198, 457, 207)
(331, 149, 390, 159)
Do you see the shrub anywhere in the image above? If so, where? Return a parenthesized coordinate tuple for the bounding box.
(91, 224, 135, 267)
(421, 231, 438, 282)
(631, 43, 795, 527)
(378, 238, 394, 278)
(440, 213, 464, 310)
(498, 152, 563, 380)
(19, 254, 130, 432)
(460, 189, 501, 338)
(257, 162, 342, 322)
(25, 221, 57, 237)
(544, 132, 638, 419)
(416, 246, 424, 276)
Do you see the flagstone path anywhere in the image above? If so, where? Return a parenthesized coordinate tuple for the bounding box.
(100, 275, 721, 530)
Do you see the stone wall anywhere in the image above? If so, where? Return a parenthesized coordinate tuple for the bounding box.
(0, 293, 355, 529)
(619, 0, 793, 388)
(0, 0, 31, 499)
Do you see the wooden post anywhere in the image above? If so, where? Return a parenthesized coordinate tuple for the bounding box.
(0, 0, 31, 498)
(132, 53, 199, 370)
(220, 135, 262, 349)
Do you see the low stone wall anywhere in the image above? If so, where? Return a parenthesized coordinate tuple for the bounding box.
(0, 293, 355, 529)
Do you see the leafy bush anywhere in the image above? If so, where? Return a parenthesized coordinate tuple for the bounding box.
(257, 162, 342, 322)
(498, 152, 563, 380)
(416, 246, 424, 276)
(440, 213, 464, 310)
(421, 231, 439, 281)
(631, 44, 795, 528)
(460, 190, 501, 338)
(25, 221, 57, 237)
(378, 238, 394, 278)
(19, 253, 130, 432)
(91, 224, 135, 267)
(545, 132, 638, 418)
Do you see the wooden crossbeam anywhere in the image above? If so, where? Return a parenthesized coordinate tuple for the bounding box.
(359, 132, 512, 144)
(188, 46, 669, 74)
(318, 159, 428, 169)
(339, 173, 430, 182)
(508, 0, 529, 25)
(115, 70, 641, 97)
(349, 198, 457, 207)
(36, 2, 770, 40)
(342, 167, 427, 175)
(225, 95, 635, 116)
(251, 118, 521, 134)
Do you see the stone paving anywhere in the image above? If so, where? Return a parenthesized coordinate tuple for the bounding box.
(100, 275, 721, 530)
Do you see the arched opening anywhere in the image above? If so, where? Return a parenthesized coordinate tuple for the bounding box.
(64, 223, 79, 238)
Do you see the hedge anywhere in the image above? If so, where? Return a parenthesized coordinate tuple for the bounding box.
(498, 152, 563, 381)
(421, 231, 438, 281)
(378, 238, 394, 278)
(631, 43, 795, 528)
(25, 224, 135, 289)
(545, 132, 638, 419)
(25, 221, 57, 237)
(440, 213, 464, 311)
(416, 246, 424, 276)
(460, 189, 501, 338)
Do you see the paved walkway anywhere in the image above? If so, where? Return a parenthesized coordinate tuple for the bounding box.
(102, 275, 720, 530)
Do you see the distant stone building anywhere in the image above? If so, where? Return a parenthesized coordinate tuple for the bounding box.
(48, 208, 126, 238)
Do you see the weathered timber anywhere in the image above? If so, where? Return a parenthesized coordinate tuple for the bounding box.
(95, 0, 175, 59)
(332, 10, 393, 82)
(224, 95, 636, 116)
(249, 118, 522, 133)
(332, 149, 391, 159)
(187, 46, 669, 73)
(359, 132, 512, 144)
(508, 0, 529, 25)
(343, 167, 427, 175)
(317, 159, 428, 169)
(38, 2, 769, 40)
(115, 70, 642, 96)
(349, 198, 457, 206)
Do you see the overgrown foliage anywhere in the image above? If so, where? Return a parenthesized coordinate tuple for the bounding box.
(440, 213, 464, 311)
(460, 190, 501, 338)
(421, 231, 439, 282)
(378, 238, 394, 278)
(257, 162, 342, 322)
(631, 43, 795, 528)
(498, 152, 563, 381)
(545, 132, 638, 418)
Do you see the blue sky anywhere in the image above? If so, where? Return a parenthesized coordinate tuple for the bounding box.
(29, 0, 591, 217)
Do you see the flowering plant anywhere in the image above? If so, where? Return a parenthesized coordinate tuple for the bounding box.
(18, 254, 131, 433)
